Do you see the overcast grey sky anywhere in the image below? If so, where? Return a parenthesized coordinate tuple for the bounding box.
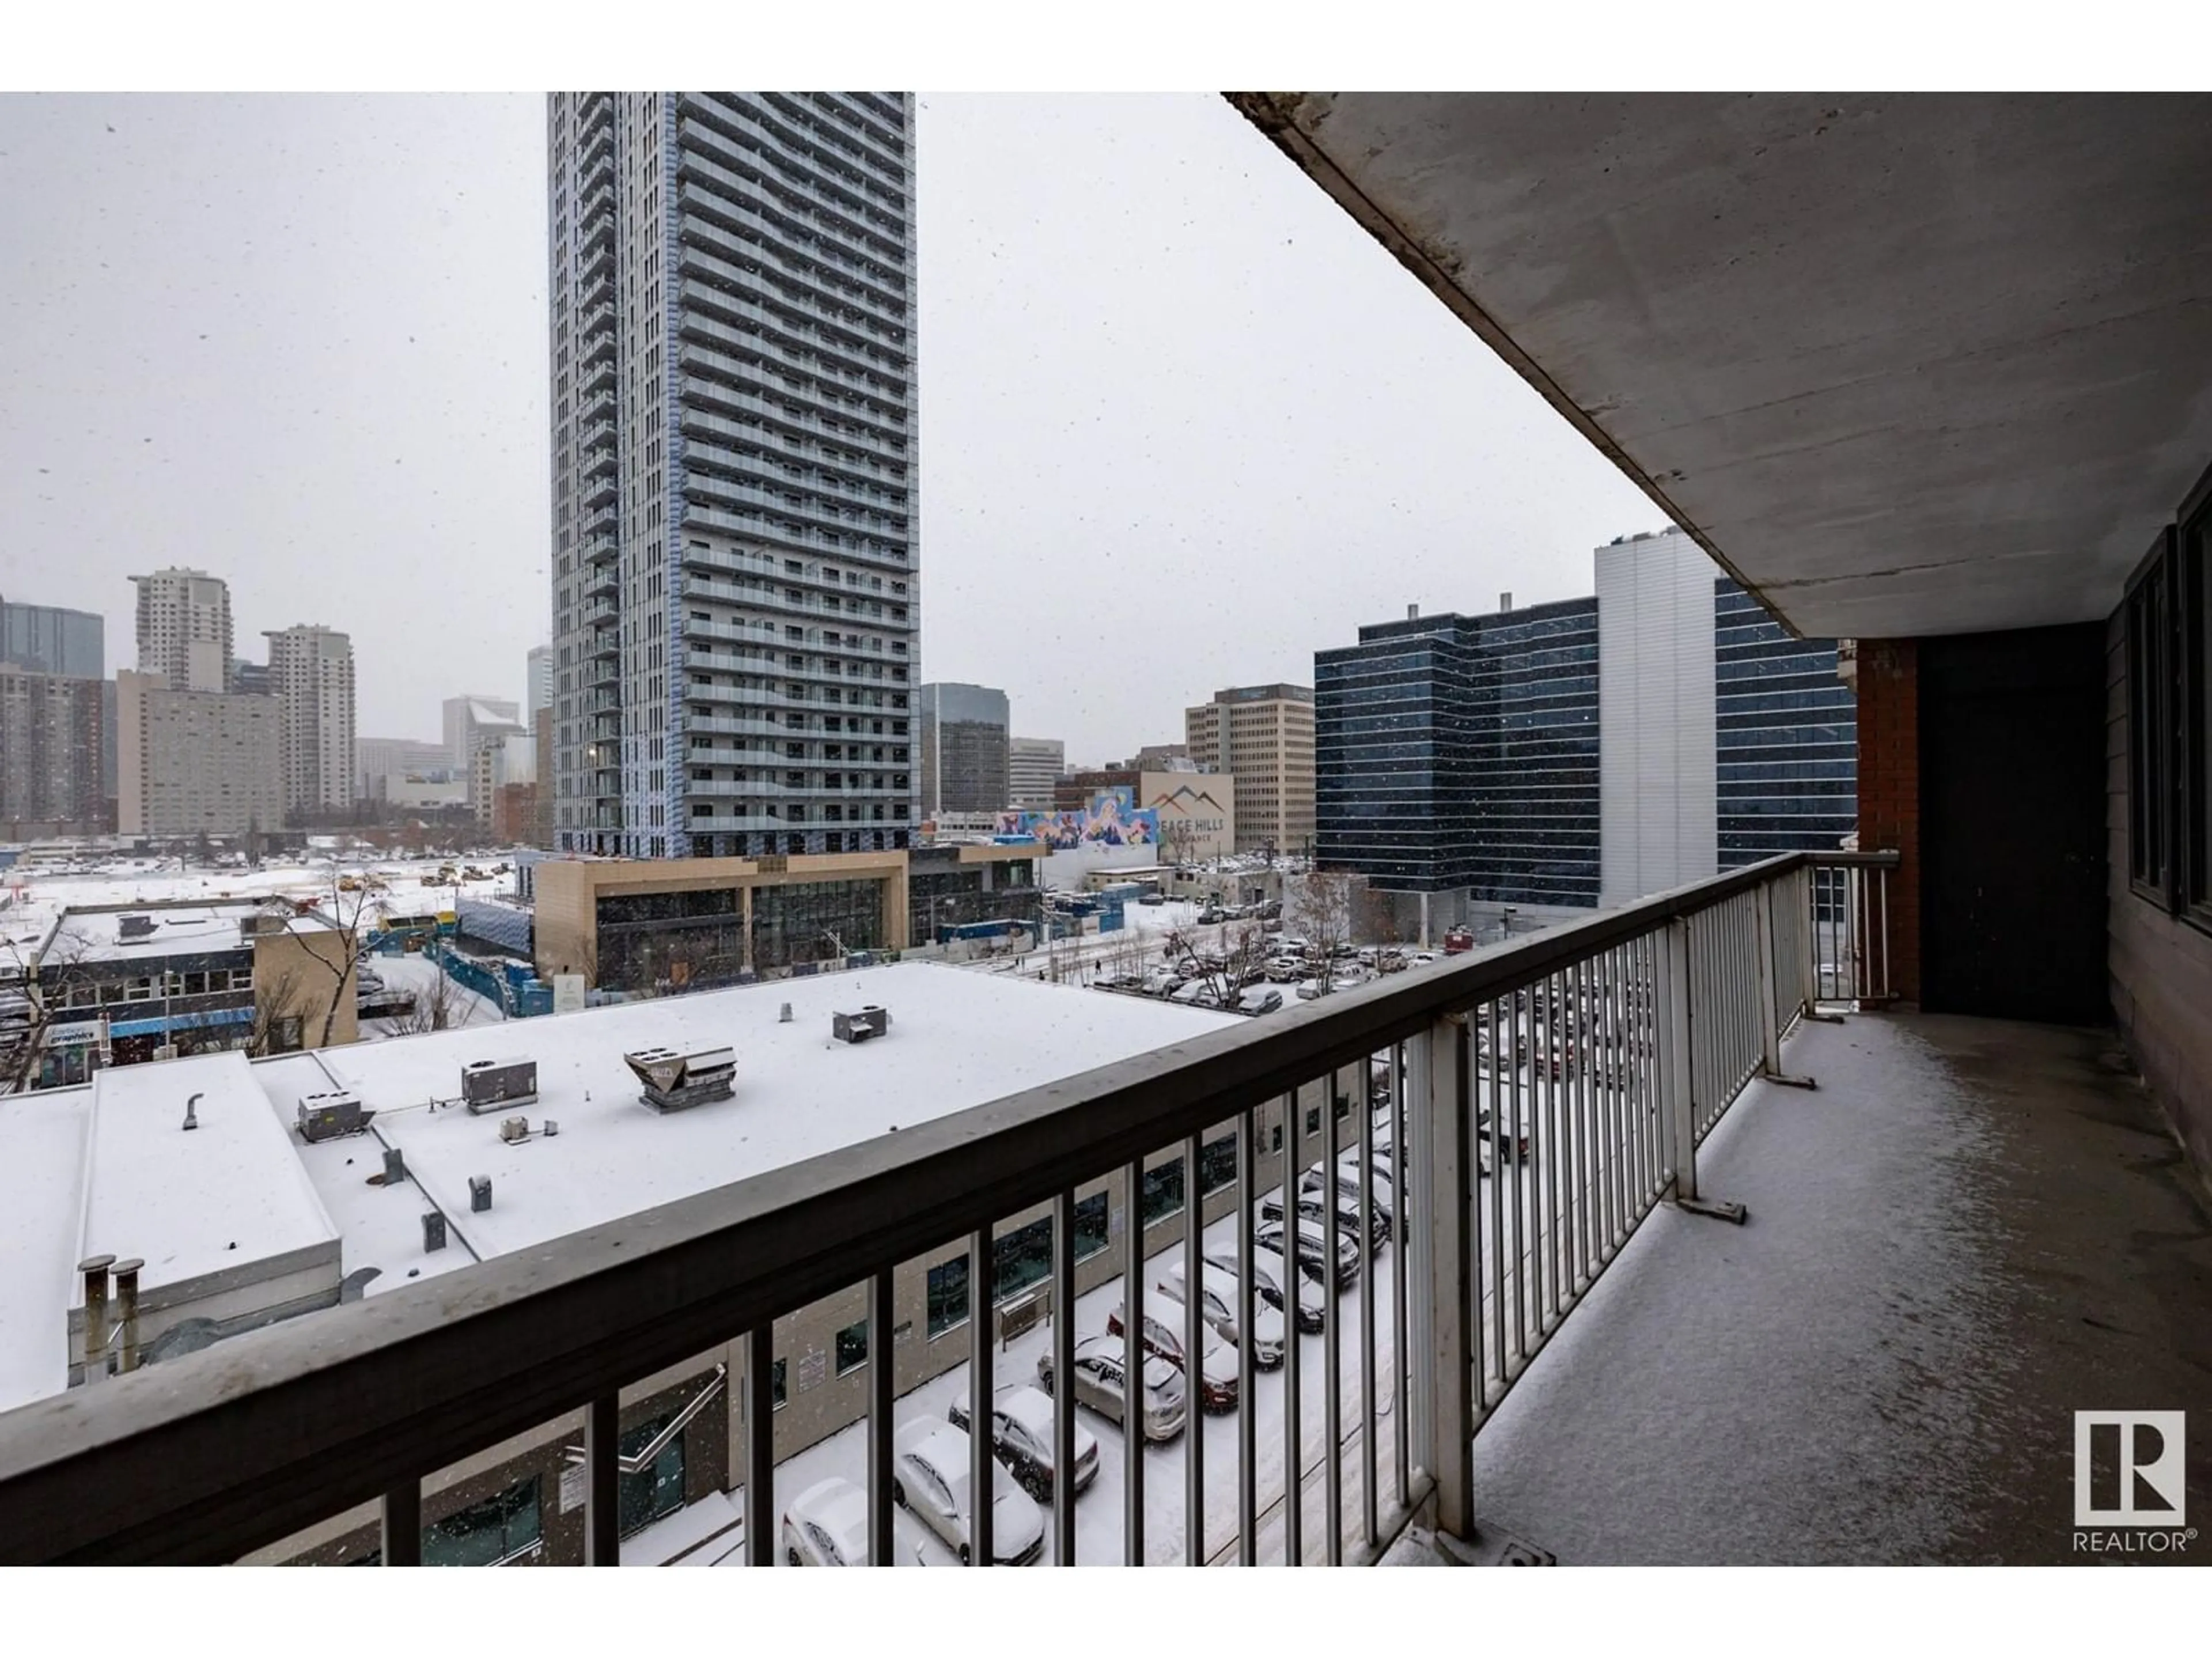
(0, 91, 1656, 762)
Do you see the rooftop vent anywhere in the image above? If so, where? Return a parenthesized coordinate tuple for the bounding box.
(499, 1116, 529, 1144)
(461, 1057, 539, 1115)
(831, 1005, 890, 1044)
(469, 1175, 493, 1213)
(297, 1090, 375, 1143)
(1499, 591, 1514, 613)
(624, 1046, 737, 1113)
(116, 914, 157, 942)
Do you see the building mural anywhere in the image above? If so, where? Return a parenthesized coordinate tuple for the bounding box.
(994, 787, 1161, 850)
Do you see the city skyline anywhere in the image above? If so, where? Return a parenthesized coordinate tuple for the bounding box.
(0, 92, 1655, 765)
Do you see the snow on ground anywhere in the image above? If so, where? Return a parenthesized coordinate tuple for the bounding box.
(357, 953, 509, 1040)
(0, 1090, 92, 1411)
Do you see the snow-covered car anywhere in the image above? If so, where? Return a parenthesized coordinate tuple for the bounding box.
(1205, 1247, 1325, 1334)
(1108, 1293, 1241, 1411)
(1037, 1334, 1186, 1441)
(1263, 958, 1303, 983)
(891, 1419, 1046, 1565)
(1308, 1160, 1403, 1228)
(1260, 1188, 1392, 1256)
(1256, 1215, 1362, 1290)
(1237, 986, 1283, 1016)
(948, 1384, 1099, 1504)
(1161, 1260, 1286, 1367)
(781, 1476, 870, 1566)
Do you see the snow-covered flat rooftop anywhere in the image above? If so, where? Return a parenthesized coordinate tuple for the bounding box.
(79, 1052, 339, 1296)
(308, 961, 1241, 1261)
(0, 1093, 92, 1412)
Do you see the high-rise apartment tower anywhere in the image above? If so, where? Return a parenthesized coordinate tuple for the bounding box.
(545, 92, 919, 858)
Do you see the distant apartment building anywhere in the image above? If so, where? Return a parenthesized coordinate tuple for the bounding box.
(130, 567, 232, 694)
(444, 695, 524, 775)
(1006, 736, 1064, 811)
(0, 596, 103, 679)
(527, 645, 554, 721)
(473, 732, 539, 832)
(544, 92, 919, 861)
(0, 666, 105, 835)
(264, 626, 357, 819)
(1597, 527, 1857, 904)
(1185, 683, 1316, 854)
(1316, 598, 1603, 911)
(0, 594, 109, 808)
(115, 669, 283, 839)
(231, 658, 272, 699)
(918, 683, 1010, 816)
(357, 737, 454, 800)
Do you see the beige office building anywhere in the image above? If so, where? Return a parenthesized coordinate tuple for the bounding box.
(1186, 684, 1316, 854)
(116, 669, 284, 838)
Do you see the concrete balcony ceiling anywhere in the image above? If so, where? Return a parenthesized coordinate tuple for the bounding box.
(1230, 93, 2212, 638)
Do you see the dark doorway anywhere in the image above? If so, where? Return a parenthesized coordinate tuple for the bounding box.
(1919, 623, 2108, 1022)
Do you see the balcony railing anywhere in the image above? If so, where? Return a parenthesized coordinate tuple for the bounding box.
(0, 852, 1889, 1564)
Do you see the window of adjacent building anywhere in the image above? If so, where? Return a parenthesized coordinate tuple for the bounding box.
(835, 1318, 868, 1375)
(617, 1410, 688, 1538)
(926, 1255, 968, 1338)
(2183, 489, 2212, 933)
(771, 1357, 787, 1408)
(421, 1475, 543, 1567)
(2129, 529, 2179, 905)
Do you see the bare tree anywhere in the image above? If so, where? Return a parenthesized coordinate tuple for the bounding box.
(268, 859, 383, 1051)
(246, 965, 311, 1057)
(376, 963, 474, 1038)
(1283, 870, 1359, 994)
(1, 922, 94, 1094)
(1160, 920, 1271, 1009)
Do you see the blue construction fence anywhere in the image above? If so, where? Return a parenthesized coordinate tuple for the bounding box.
(434, 944, 554, 1020)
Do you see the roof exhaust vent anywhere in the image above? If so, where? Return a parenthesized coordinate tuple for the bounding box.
(624, 1046, 737, 1113)
(499, 1116, 530, 1144)
(469, 1175, 493, 1213)
(1499, 591, 1513, 612)
(422, 1211, 448, 1253)
(382, 1146, 406, 1185)
(183, 1092, 202, 1132)
(831, 1005, 890, 1044)
(1406, 604, 1418, 620)
(779, 1002, 793, 1024)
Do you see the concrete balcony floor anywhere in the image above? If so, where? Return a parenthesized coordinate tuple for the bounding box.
(1403, 1012, 2211, 1565)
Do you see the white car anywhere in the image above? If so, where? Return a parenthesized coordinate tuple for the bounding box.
(1037, 1332, 1187, 1441)
(892, 1419, 1047, 1565)
(1161, 1260, 1286, 1367)
(948, 1384, 1099, 1504)
(1108, 1292, 1241, 1411)
(1237, 986, 1283, 1016)
(1206, 1245, 1325, 1334)
(781, 1476, 870, 1567)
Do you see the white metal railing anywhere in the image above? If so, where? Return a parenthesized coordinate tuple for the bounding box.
(0, 853, 1887, 1565)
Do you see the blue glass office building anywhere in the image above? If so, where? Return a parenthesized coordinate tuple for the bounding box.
(1315, 600, 1602, 906)
(1714, 579, 1857, 865)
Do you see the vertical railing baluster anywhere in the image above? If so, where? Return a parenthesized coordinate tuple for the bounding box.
(380, 1479, 420, 1567)
(1486, 999, 1506, 1401)
(1877, 864, 1891, 1001)
(1123, 1155, 1146, 1567)
(1282, 1088, 1303, 1565)
(1051, 1189, 1076, 1566)
(867, 1266, 895, 1567)
(1182, 1132, 1204, 1567)
(1358, 1054, 1379, 1551)
(1237, 1106, 1258, 1566)
(968, 1230, 993, 1570)
(585, 1392, 620, 1566)
(1532, 970, 1554, 1333)
(748, 1323, 777, 1566)
(1508, 993, 1527, 1372)
(1323, 1069, 1344, 1565)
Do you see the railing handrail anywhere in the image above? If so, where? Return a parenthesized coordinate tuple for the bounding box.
(0, 851, 1829, 1563)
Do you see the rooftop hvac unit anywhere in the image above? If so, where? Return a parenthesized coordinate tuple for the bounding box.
(831, 1005, 891, 1044)
(624, 1045, 737, 1113)
(116, 914, 157, 942)
(461, 1057, 539, 1114)
(297, 1090, 376, 1143)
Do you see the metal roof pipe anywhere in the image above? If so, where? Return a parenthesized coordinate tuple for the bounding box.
(112, 1259, 145, 1376)
(78, 1255, 115, 1385)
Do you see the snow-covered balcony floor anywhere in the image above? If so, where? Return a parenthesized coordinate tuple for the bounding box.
(1444, 1012, 2210, 1565)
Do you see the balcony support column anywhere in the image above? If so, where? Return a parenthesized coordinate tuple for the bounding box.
(1754, 877, 1816, 1089)
(1416, 1013, 1475, 1541)
(1661, 916, 1747, 1225)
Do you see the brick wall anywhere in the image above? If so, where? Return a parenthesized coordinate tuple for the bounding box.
(1855, 639, 1921, 1003)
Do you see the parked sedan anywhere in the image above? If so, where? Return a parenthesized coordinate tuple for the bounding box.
(1161, 1260, 1286, 1367)
(1036, 1332, 1187, 1441)
(891, 1419, 1047, 1565)
(1204, 1247, 1324, 1334)
(948, 1384, 1099, 1505)
(781, 1476, 870, 1567)
(1256, 1215, 1362, 1290)
(1306, 1161, 1404, 1229)
(1260, 1188, 1392, 1256)
(1108, 1293, 1241, 1411)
